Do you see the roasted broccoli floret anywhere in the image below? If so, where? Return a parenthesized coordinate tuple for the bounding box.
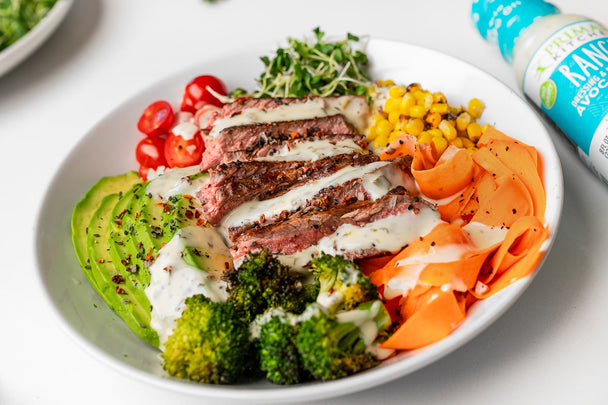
(252, 308, 312, 385)
(223, 250, 314, 322)
(309, 253, 378, 312)
(161, 294, 256, 384)
(295, 300, 391, 381)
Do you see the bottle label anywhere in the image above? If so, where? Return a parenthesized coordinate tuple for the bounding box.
(523, 20, 608, 181)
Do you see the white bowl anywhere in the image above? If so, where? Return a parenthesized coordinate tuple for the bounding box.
(34, 38, 563, 403)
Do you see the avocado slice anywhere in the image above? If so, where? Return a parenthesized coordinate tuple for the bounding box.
(71, 171, 140, 295)
(87, 193, 159, 346)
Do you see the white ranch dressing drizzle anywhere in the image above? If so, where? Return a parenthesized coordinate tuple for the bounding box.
(145, 226, 232, 348)
(462, 221, 508, 249)
(382, 221, 509, 300)
(171, 122, 199, 141)
(254, 139, 364, 162)
(146, 165, 209, 202)
(220, 160, 397, 232)
(208, 96, 369, 138)
(273, 207, 443, 270)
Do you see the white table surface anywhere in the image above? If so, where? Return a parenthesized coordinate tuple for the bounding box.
(2, 0, 607, 404)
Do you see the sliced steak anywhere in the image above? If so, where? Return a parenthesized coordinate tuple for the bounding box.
(197, 153, 379, 226)
(209, 95, 368, 121)
(200, 114, 361, 170)
(230, 188, 435, 261)
(225, 155, 415, 242)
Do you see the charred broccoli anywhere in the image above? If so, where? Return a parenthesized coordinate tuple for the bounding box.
(252, 308, 314, 385)
(223, 250, 314, 322)
(309, 253, 378, 312)
(295, 300, 391, 381)
(161, 294, 256, 384)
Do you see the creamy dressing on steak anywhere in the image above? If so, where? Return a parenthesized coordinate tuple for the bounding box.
(220, 160, 394, 231)
(208, 96, 369, 138)
(254, 138, 364, 162)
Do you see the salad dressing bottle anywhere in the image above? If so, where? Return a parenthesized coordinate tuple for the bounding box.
(472, 0, 608, 184)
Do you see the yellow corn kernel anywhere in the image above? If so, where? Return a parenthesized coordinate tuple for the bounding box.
(481, 123, 491, 134)
(384, 97, 402, 114)
(388, 110, 403, 125)
(467, 98, 485, 119)
(460, 136, 475, 148)
(432, 135, 448, 155)
(427, 128, 443, 138)
(393, 118, 408, 132)
(407, 83, 421, 94)
(449, 105, 463, 115)
(373, 114, 386, 126)
(373, 132, 390, 148)
(425, 112, 442, 128)
(433, 92, 447, 103)
(456, 112, 472, 131)
(389, 86, 407, 98)
(413, 89, 428, 101)
(375, 119, 393, 139)
(439, 119, 458, 140)
(409, 104, 426, 118)
(389, 130, 404, 143)
(377, 79, 395, 87)
(450, 137, 464, 148)
(430, 103, 449, 114)
(405, 118, 424, 136)
(467, 122, 482, 141)
(417, 131, 433, 144)
(422, 93, 434, 109)
(367, 125, 377, 141)
(400, 93, 416, 112)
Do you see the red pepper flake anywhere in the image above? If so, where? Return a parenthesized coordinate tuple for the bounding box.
(135, 211, 141, 218)
(116, 286, 126, 294)
(97, 257, 105, 263)
(290, 131, 299, 139)
(183, 194, 193, 200)
(114, 219, 122, 226)
(111, 274, 125, 284)
(145, 254, 154, 261)
(185, 210, 194, 219)
(196, 218, 204, 226)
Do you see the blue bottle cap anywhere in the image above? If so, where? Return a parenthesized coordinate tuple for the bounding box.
(471, 0, 559, 62)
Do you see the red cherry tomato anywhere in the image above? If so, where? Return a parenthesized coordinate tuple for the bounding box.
(164, 128, 205, 168)
(135, 136, 167, 168)
(137, 100, 175, 137)
(180, 75, 227, 113)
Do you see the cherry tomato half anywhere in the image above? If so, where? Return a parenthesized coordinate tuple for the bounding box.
(137, 100, 175, 137)
(164, 126, 205, 168)
(136, 136, 167, 168)
(180, 75, 227, 113)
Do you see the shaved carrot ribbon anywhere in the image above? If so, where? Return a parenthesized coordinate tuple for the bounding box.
(370, 127, 549, 350)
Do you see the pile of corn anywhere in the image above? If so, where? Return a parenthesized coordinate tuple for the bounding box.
(367, 81, 487, 154)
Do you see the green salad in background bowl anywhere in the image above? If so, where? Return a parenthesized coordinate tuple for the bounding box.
(0, 0, 72, 77)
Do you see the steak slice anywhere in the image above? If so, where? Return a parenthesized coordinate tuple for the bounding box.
(225, 155, 415, 242)
(200, 114, 361, 170)
(230, 188, 436, 261)
(209, 95, 368, 122)
(197, 153, 379, 226)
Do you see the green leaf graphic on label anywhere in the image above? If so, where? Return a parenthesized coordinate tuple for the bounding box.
(540, 80, 557, 109)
